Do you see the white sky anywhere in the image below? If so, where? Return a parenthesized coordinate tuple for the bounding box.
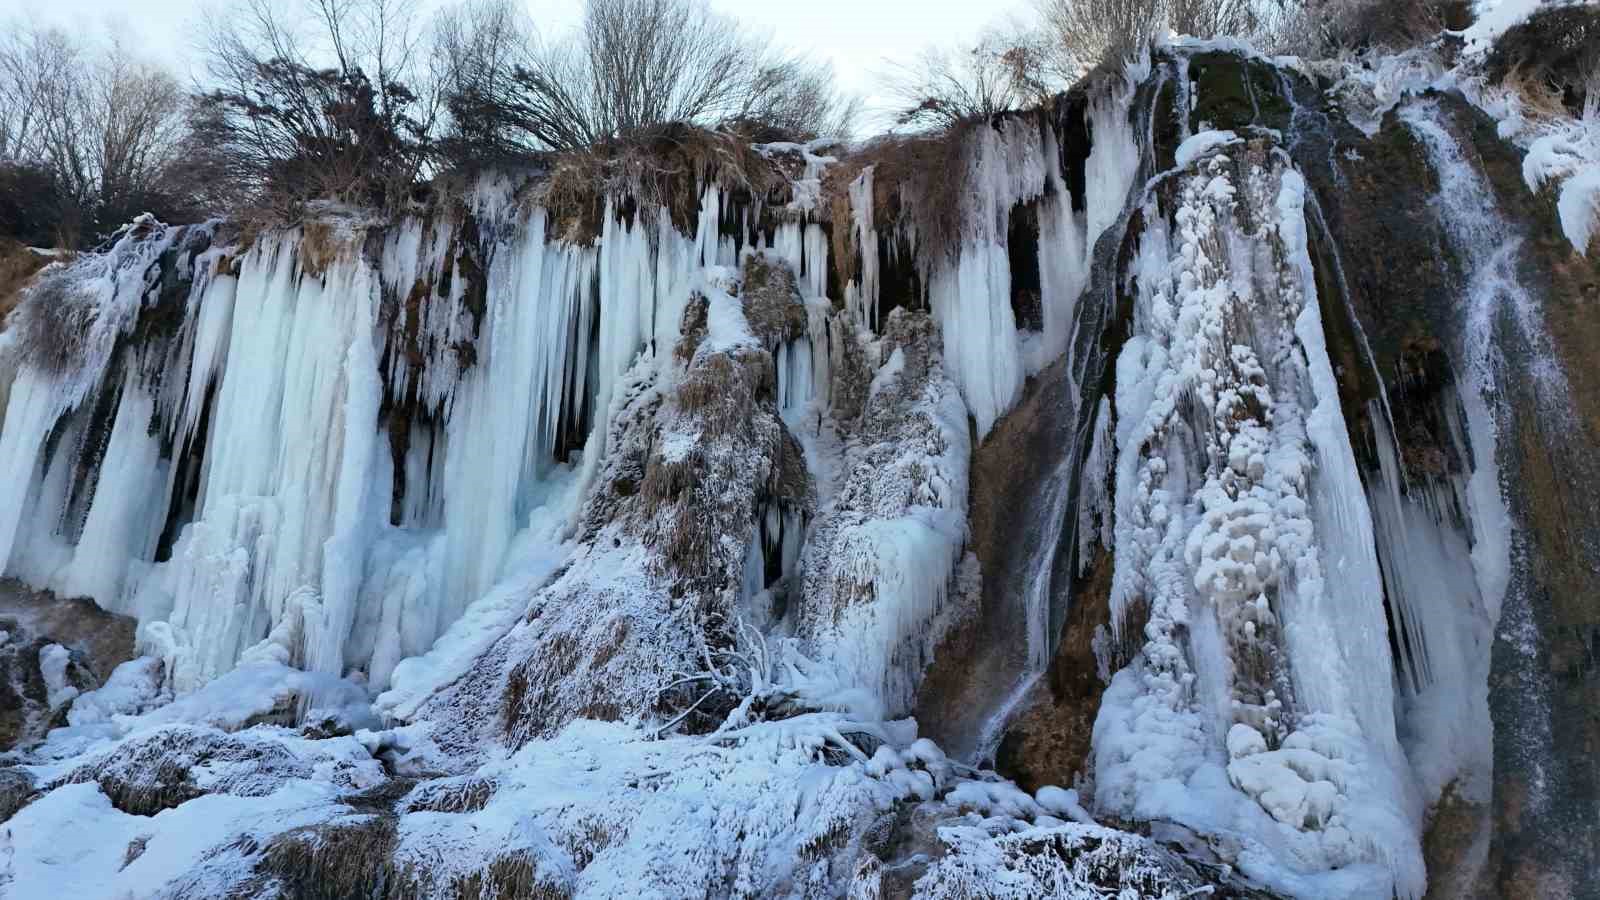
(12, 0, 1032, 126)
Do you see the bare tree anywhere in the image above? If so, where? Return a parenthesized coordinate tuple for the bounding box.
(1035, 0, 1265, 75)
(1170, 0, 1264, 42)
(71, 43, 187, 217)
(883, 37, 1048, 131)
(0, 26, 78, 163)
(1291, 0, 1460, 55)
(429, 0, 535, 164)
(192, 0, 439, 212)
(729, 56, 861, 141)
(0, 23, 190, 244)
(1036, 0, 1165, 75)
(438, 0, 859, 159)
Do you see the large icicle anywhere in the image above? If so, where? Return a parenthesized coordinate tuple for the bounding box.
(925, 117, 1048, 438)
(1092, 138, 1423, 898)
(0, 219, 180, 578)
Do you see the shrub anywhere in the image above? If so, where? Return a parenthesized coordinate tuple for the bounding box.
(1486, 4, 1600, 116)
(0, 163, 72, 247)
(192, 0, 439, 219)
(1277, 0, 1469, 56)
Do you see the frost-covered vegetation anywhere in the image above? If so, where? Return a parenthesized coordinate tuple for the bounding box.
(2, 1, 1599, 898)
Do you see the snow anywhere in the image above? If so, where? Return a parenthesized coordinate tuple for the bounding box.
(39, 643, 79, 710)
(1458, 0, 1547, 52)
(130, 662, 372, 733)
(64, 656, 166, 728)
(1556, 166, 1600, 255)
(755, 138, 840, 214)
(908, 821, 1207, 899)
(1175, 129, 1241, 169)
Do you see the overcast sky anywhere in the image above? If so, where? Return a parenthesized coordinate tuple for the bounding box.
(15, 0, 1032, 126)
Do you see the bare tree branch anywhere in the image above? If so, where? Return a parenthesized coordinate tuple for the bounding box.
(436, 0, 859, 160)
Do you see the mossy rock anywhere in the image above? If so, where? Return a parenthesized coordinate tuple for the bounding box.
(1187, 53, 1293, 135)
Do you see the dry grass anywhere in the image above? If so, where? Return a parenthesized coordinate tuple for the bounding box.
(402, 777, 496, 814)
(121, 835, 150, 870)
(257, 815, 400, 900)
(1486, 5, 1600, 117)
(298, 220, 343, 277)
(61, 727, 307, 817)
(821, 123, 976, 288)
(1499, 66, 1586, 125)
(538, 123, 786, 246)
(824, 310, 872, 424)
(670, 349, 772, 439)
(500, 621, 623, 745)
(0, 239, 53, 329)
(674, 293, 710, 363)
(642, 321, 782, 593)
(0, 768, 38, 823)
(453, 851, 572, 900)
(771, 425, 812, 510)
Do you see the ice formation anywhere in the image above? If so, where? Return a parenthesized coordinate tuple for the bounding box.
(1091, 133, 1426, 897)
(0, 21, 1593, 898)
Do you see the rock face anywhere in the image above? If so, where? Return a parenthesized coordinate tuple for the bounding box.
(0, 579, 135, 751)
(1447, 98, 1600, 900)
(1, 32, 1599, 900)
(951, 50, 1600, 899)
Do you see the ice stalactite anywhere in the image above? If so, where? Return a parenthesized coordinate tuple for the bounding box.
(52, 373, 171, 606)
(0, 218, 182, 581)
(925, 118, 1041, 440)
(843, 167, 882, 336)
(137, 231, 390, 694)
(0, 187, 760, 701)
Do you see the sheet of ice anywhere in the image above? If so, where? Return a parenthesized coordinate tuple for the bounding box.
(64, 656, 167, 728)
(798, 312, 972, 718)
(50, 375, 173, 608)
(376, 471, 578, 722)
(0, 219, 179, 578)
(1556, 166, 1599, 256)
(0, 191, 721, 700)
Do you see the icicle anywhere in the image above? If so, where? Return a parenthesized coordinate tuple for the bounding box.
(52, 373, 172, 608)
(1031, 127, 1090, 375)
(924, 117, 1049, 439)
(802, 223, 829, 300)
(0, 369, 62, 576)
(846, 168, 880, 333)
